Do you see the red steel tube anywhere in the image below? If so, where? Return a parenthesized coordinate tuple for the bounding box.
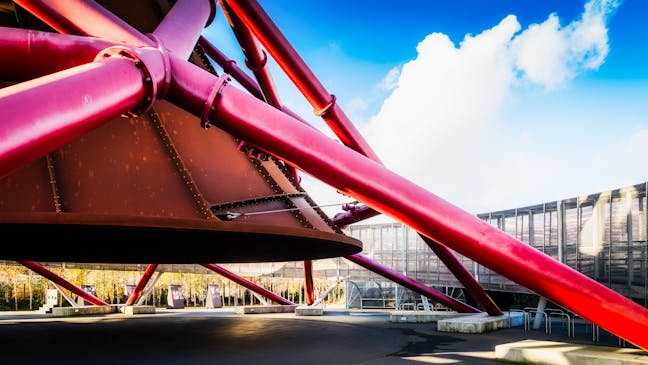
(421, 236, 502, 315)
(18, 261, 109, 306)
(222, 0, 381, 162)
(303, 260, 315, 305)
(14, 0, 152, 46)
(0, 26, 117, 81)
(125, 264, 159, 306)
(153, 0, 215, 60)
(200, 263, 293, 305)
(345, 254, 479, 313)
(198, 36, 265, 100)
(218, 0, 281, 107)
(0, 58, 147, 179)
(205, 84, 648, 349)
(195, 37, 315, 130)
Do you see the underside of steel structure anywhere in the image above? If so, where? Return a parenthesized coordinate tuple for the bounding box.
(0, 0, 646, 350)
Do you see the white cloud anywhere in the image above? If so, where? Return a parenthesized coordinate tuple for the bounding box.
(357, 0, 632, 215)
(378, 66, 401, 91)
(512, 0, 619, 90)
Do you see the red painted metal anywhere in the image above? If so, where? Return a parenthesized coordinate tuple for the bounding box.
(197, 35, 316, 131)
(420, 236, 502, 316)
(0, 57, 147, 179)
(333, 204, 382, 228)
(18, 261, 109, 306)
(200, 263, 294, 305)
(0, 27, 117, 81)
(198, 36, 265, 100)
(219, 0, 281, 108)
(222, 0, 382, 163)
(13, 0, 152, 46)
(203, 82, 648, 349)
(345, 254, 479, 313)
(303, 260, 315, 305)
(125, 264, 159, 306)
(153, 0, 215, 60)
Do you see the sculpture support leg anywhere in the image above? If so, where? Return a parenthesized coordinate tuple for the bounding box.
(345, 254, 480, 313)
(19, 261, 108, 306)
(153, 0, 214, 60)
(0, 26, 117, 81)
(221, 0, 381, 162)
(303, 260, 315, 305)
(201, 263, 293, 305)
(125, 264, 159, 306)
(0, 58, 148, 179)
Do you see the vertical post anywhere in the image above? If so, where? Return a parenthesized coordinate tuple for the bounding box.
(627, 191, 634, 287)
(532, 296, 548, 330)
(303, 260, 315, 305)
(125, 264, 159, 306)
(557, 200, 565, 264)
(609, 193, 613, 287)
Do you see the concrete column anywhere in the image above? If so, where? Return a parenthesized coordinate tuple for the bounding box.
(533, 296, 548, 330)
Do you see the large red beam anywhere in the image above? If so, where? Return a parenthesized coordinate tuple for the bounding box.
(153, 0, 215, 60)
(198, 35, 265, 100)
(345, 254, 479, 313)
(125, 264, 159, 306)
(200, 263, 294, 305)
(186, 81, 648, 350)
(420, 236, 501, 315)
(0, 57, 148, 179)
(222, 0, 381, 163)
(19, 261, 108, 306)
(0, 26, 117, 81)
(13, 0, 152, 46)
(218, 0, 281, 108)
(303, 260, 315, 305)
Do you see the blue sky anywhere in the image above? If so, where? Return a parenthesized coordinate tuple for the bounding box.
(203, 0, 648, 219)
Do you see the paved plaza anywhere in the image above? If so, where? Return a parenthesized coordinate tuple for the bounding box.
(0, 307, 634, 364)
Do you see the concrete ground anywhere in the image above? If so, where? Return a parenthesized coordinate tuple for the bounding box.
(0, 306, 638, 364)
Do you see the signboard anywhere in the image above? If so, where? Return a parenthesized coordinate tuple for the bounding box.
(205, 284, 222, 309)
(77, 285, 97, 306)
(167, 285, 184, 309)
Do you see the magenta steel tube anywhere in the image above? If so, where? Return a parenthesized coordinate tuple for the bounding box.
(303, 260, 315, 305)
(222, 0, 381, 162)
(0, 26, 118, 81)
(153, 0, 215, 60)
(198, 36, 265, 100)
(125, 264, 159, 306)
(201, 263, 294, 305)
(14, 0, 152, 46)
(0, 58, 147, 179)
(19, 261, 109, 306)
(420, 236, 502, 315)
(345, 254, 479, 313)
